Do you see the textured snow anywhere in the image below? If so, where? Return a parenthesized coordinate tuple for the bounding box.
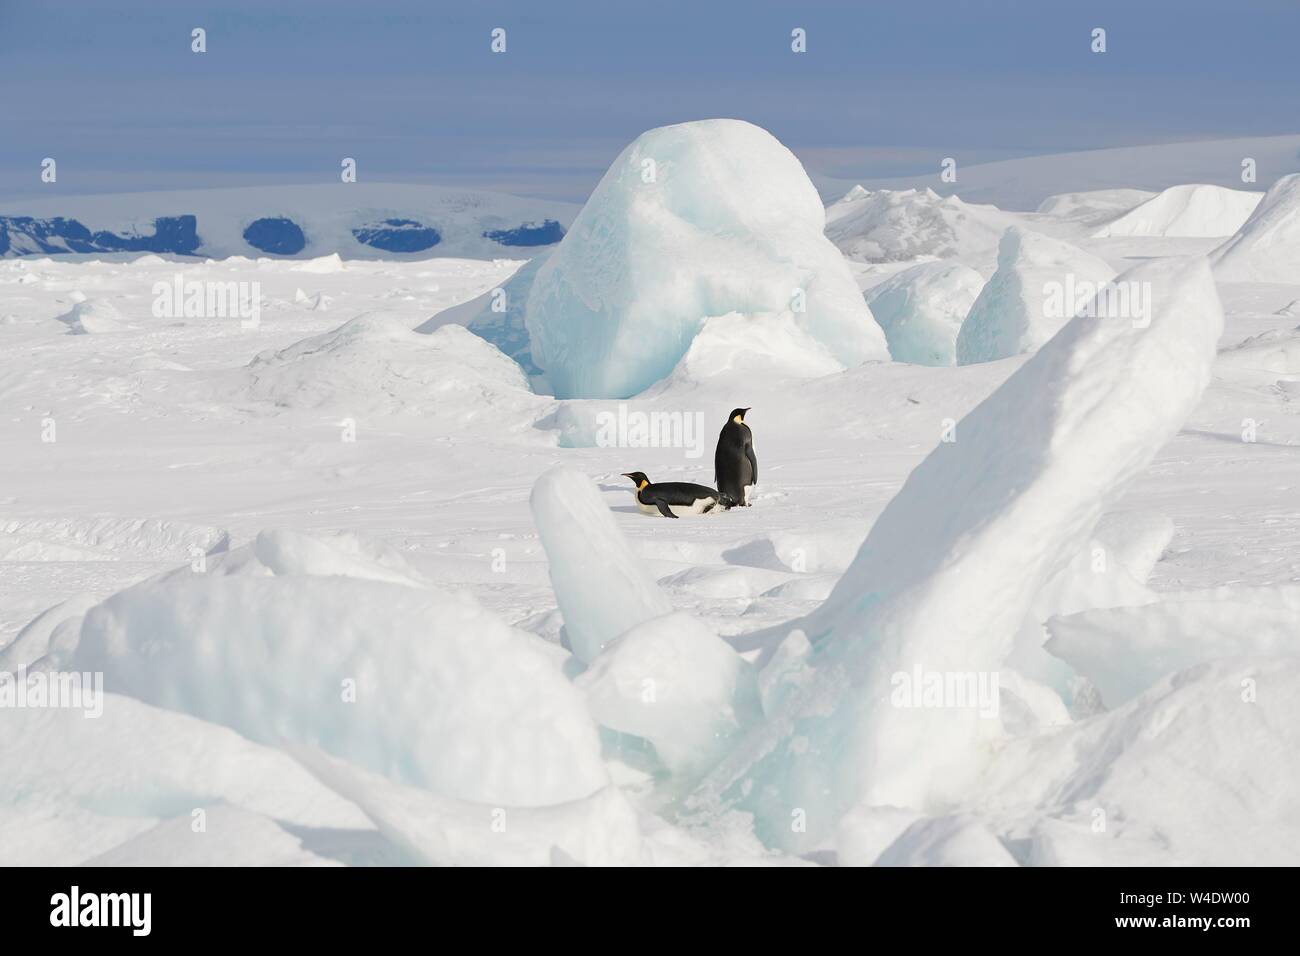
(1218, 326, 1300, 375)
(1034, 188, 1156, 226)
(239, 312, 547, 425)
(524, 120, 888, 398)
(864, 260, 985, 366)
(955, 226, 1116, 364)
(1212, 173, 1300, 283)
(1091, 183, 1262, 238)
(825, 186, 1017, 273)
(63, 529, 609, 807)
(56, 298, 129, 334)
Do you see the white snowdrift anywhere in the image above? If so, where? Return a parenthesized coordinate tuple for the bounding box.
(55, 298, 129, 334)
(1035, 188, 1156, 226)
(824, 186, 1016, 273)
(693, 256, 1223, 852)
(63, 529, 609, 807)
(956, 226, 1116, 364)
(1046, 584, 1300, 707)
(864, 260, 985, 366)
(1212, 172, 1300, 283)
(240, 312, 547, 424)
(524, 119, 888, 399)
(1091, 183, 1262, 238)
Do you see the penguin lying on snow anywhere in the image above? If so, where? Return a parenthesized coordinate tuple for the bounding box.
(715, 407, 757, 507)
(622, 472, 729, 518)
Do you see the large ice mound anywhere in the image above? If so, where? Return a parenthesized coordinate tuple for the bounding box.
(864, 260, 985, 366)
(1211, 172, 1300, 283)
(955, 226, 1116, 364)
(523, 119, 888, 398)
(1091, 183, 1263, 238)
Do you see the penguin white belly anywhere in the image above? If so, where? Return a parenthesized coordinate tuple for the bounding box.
(633, 494, 716, 517)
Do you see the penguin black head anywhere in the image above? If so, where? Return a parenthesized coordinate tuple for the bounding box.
(621, 471, 650, 489)
(728, 407, 751, 424)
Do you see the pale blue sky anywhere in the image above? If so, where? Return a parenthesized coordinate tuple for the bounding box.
(2, 0, 1298, 201)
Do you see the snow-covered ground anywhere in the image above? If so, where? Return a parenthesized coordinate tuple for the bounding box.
(3, 124, 1299, 866)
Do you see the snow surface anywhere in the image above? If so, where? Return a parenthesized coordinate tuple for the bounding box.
(524, 120, 888, 398)
(4, 132, 1300, 867)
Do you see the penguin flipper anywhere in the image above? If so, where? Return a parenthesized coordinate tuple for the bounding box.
(655, 501, 678, 519)
(745, 442, 758, 485)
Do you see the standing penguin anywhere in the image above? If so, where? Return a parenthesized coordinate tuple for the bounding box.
(715, 407, 757, 507)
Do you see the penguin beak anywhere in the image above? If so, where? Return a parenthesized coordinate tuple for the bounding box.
(621, 473, 635, 480)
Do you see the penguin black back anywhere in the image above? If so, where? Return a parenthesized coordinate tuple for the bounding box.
(714, 407, 756, 507)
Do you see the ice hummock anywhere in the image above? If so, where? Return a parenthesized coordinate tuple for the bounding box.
(530, 467, 675, 663)
(955, 226, 1115, 365)
(62, 529, 609, 808)
(690, 256, 1224, 852)
(864, 260, 985, 366)
(524, 119, 888, 398)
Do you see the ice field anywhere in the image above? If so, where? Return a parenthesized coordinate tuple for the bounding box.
(2, 120, 1299, 866)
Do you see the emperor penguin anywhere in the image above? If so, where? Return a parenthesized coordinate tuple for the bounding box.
(714, 407, 757, 507)
(621, 472, 725, 518)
